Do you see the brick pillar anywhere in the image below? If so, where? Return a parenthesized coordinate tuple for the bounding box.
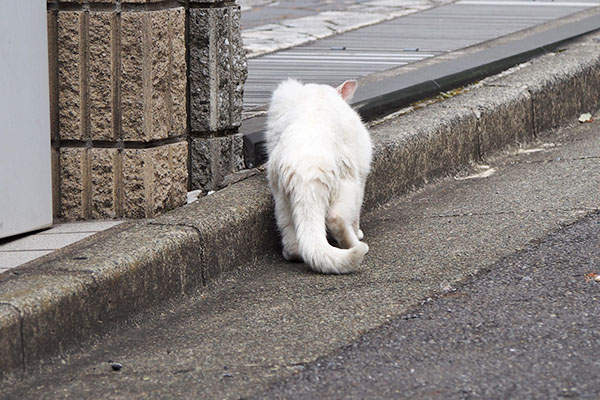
(48, 1, 188, 219)
(188, 2, 248, 191)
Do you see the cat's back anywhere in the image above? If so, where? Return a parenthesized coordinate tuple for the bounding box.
(266, 79, 359, 147)
(268, 79, 334, 123)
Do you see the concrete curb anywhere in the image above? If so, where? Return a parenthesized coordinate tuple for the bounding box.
(1, 31, 599, 379)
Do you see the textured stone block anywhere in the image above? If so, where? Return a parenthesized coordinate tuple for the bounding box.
(121, 8, 186, 142)
(123, 142, 188, 218)
(57, 11, 84, 140)
(189, 6, 247, 134)
(60, 148, 88, 220)
(230, 7, 247, 127)
(90, 148, 118, 218)
(149, 12, 171, 140)
(189, 9, 212, 133)
(89, 12, 116, 140)
(215, 8, 232, 130)
(190, 134, 245, 191)
(169, 9, 187, 137)
(122, 148, 147, 218)
(120, 12, 148, 141)
(169, 141, 189, 209)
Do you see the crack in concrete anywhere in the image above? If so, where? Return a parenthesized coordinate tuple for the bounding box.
(147, 222, 207, 289)
(424, 207, 599, 220)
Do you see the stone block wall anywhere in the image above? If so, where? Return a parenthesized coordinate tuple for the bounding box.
(47, 0, 247, 220)
(188, 3, 247, 191)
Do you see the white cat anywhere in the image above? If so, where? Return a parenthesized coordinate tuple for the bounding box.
(265, 79, 372, 274)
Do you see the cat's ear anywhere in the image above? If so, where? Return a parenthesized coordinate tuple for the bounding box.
(336, 80, 358, 103)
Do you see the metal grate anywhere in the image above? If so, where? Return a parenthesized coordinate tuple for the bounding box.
(243, 0, 599, 111)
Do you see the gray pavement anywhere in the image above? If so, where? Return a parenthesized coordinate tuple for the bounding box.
(255, 211, 600, 399)
(1, 104, 598, 399)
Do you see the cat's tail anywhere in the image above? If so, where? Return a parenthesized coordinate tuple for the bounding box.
(290, 181, 369, 274)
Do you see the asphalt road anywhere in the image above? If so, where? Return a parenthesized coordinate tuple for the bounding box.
(254, 211, 600, 399)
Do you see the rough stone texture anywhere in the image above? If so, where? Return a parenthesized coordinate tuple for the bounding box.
(169, 9, 187, 137)
(90, 148, 118, 219)
(149, 146, 172, 216)
(57, 11, 84, 140)
(168, 141, 189, 210)
(230, 7, 247, 127)
(88, 12, 115, 140)
(121, 8, 186, 142)
(122, 148, 148, 219)
(189, 9, 213, 132)
(59, 148, 88, 220)
(216, 8, 232, 130)
(149, 11, 171, 140)
(123, 142, 188, 219)
(47, 2, 241, 219)
(190, 134, 245, 191)
(120, 11, 145, 141)
(0, 304, 22, 380)
(189, 6, 247, 133)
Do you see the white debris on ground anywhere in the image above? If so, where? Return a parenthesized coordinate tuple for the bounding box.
(516, 143, 556, 155)
(579, 112, 593, 123)
(455, 165, 496, 180)
(186, 190, 203, 204)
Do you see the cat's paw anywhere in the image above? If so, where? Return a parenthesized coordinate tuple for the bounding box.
(357, 229, 364, 241)
(283, 249, 302, 263)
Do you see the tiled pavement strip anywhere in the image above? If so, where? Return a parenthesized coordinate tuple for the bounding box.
(1, 0, 599, 272)
(0, 222, 125, 273)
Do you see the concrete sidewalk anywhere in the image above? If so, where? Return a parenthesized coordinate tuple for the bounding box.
(1, 18, 600, 384)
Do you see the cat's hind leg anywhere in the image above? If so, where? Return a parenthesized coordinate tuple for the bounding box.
(327, 180, 362, 249)
(353, 176, 367, 241)
(274, 191, 302, 262)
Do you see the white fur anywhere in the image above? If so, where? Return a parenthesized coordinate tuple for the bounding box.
(265, 79, 372, 274)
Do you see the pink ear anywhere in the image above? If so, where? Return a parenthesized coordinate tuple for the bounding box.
(336, 80, 358, 102)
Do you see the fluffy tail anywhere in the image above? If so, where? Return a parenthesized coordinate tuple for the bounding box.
(290, 179, 368, 274)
